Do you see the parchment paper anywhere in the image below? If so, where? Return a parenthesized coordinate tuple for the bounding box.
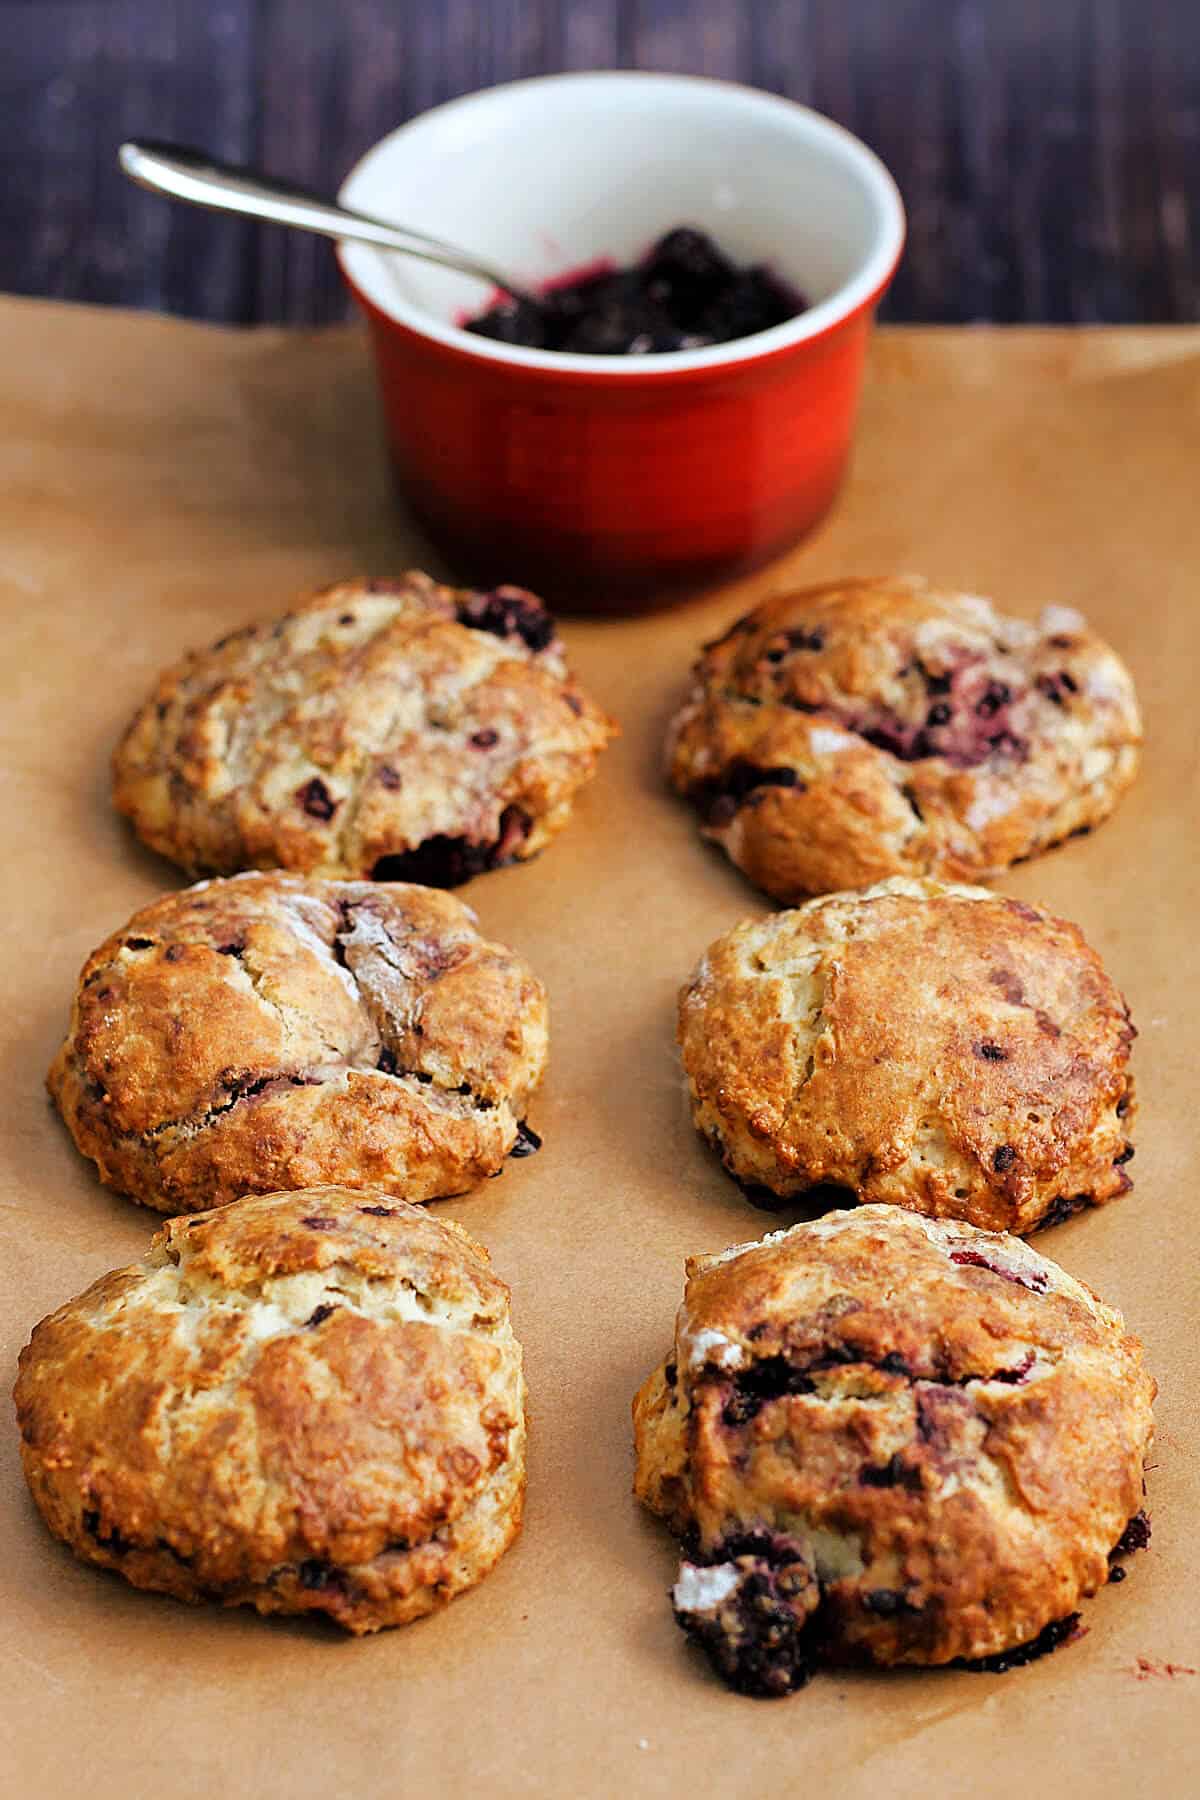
(0, 296, 1196, 1798)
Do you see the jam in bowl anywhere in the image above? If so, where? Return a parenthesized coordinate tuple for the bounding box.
(465, 227, 806, 356)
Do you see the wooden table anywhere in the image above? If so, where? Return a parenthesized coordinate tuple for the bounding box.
(2, 0, 1198, 326)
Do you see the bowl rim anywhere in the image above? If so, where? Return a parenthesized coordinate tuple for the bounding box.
(337, 70, 906, 379)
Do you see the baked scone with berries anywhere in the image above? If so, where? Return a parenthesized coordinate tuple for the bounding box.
(678, 878, 1135, 1234)
(15, 1188, 527, 1633)
(666, 576, 1140, 899)
(113, 572, 615, 885)
(633, 1206, 1155, 1695)
(48, 873, 547, 1213)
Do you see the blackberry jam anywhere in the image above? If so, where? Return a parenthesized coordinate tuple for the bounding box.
(464, 227, 805, 355)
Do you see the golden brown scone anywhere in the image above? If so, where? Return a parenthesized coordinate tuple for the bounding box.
(666, 576, 1140, 899)
(633, 1205, 1155, 1695)
(48, 872, 548, 1213)
(113, 572, 615, 884)
(15, 1188, 526, 1633)
(678, 877, 1135, 1234)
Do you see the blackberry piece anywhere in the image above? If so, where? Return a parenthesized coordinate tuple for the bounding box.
(465, 297, 549, 348)
(671, 1546, 819, 1698)
(455, 588, 556, 653)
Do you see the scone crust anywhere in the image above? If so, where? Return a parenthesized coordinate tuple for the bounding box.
(113, 572, 615, 883)
(15, 1188, 527, 1633)
(667, 576, 1141, 899)
(633, 1205, 1155, 1674)
(678, 877, 1135, 1234)
(48, 872, 548, 1212)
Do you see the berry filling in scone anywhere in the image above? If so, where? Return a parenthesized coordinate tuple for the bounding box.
(370, 804, 533, 886)
(672, 1532, 821, 1697)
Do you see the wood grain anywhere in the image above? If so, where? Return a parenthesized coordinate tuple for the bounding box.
(1, 0, 1196, 324)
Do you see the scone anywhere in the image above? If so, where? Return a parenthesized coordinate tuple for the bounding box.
(113, 572, 615, 884)
(633, 1205, 1155, 1694)
(48, 872, 547, 1213)
(667, 576, 1140, 899)
(678, 877, 1135, 1234)
(14, 1188, 526, 1633)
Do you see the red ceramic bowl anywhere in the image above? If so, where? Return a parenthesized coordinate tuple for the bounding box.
(339, 73, 905, 613)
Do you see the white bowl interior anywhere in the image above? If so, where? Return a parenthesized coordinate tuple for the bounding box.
(339, 73, 904, 372)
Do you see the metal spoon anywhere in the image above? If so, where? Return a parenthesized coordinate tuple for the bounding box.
(118, 139, 533, 303)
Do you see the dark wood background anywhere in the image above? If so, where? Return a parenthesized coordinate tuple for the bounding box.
(3, 0, 1198, 326)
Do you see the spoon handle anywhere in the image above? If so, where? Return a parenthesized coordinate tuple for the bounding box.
(118, 140, 511, 291)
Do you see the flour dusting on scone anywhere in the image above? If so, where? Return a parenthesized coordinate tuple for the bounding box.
(15, 1189, 527, 1633)
(113, 572, 616, 884)
(666, 576, 1140, 899)
(48, 872, 548, 1213)
(678, 877, 1135, 1234)
(633, 1206, 1155, 1694)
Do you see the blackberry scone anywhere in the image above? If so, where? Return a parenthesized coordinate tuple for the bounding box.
(633, 1206, 1155, 1695)
(667, 576, 1140, 900)
(113, 572, 615, 885)
(15, 1188, 527, 1633)
(678, 878, 1135, 1234)
(48, 873, 547, 1213)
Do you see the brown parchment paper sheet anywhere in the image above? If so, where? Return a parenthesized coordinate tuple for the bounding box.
(0, 297, 1197, 1799)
